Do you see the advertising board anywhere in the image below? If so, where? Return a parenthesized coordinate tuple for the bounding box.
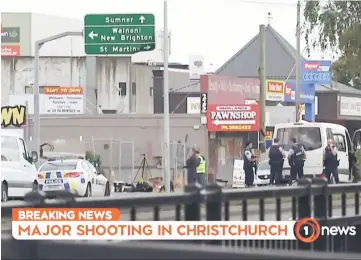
(40, 87, 84, 115)
(200, 75, 260, 104)
(207, 104, 260, 132)
(266, 80, 284, 101)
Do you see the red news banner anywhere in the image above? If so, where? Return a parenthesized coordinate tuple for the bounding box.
(12, 208, 356, 241)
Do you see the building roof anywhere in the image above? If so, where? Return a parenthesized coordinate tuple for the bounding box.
(216, 24, 361, 95)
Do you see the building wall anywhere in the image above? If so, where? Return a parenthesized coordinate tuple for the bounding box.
(1, 57, 154, 114)
(265, 106, 296, 126)
(338, 95, 361, 121)
(1, 57, 87, 110)
(131, 64, 155, 113)
(315, 93, 338, 121)
(25, 115, 206, 181)
(153, 69, 196, 114)
(95, 57, 129, 112)
(168, 93, 200, 114)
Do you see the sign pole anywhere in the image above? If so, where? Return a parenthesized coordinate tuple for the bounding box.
(296, 0, 301, 122)
(33, 32, 83, 159)
(163, 0, 171, 192)
(34, 43, 41, 158)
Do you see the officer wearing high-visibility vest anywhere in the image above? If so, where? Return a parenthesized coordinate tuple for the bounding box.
(195, 148, 207, 186)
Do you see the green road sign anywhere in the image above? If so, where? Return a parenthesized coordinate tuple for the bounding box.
(84, 14, 156, 55)
(85, 43, 155, 55)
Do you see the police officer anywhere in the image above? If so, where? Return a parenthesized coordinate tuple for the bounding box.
(324, 139, 339, 184)
(243, 141, 257, 187)
(183, 148, 200, 185)
(195, 149, 207, 186)
(269, 138, 285, 185)
(288, 138, 306, 183)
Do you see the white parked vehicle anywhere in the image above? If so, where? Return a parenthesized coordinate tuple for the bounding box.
(1, 133, 39, 202)
(37, 159, 111, 197)
(273, 122, 357, 183)
(254, 160, 272, 186)
(255, 160, 289, 186)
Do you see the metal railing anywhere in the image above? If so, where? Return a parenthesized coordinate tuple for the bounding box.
(2, 178, 361, 259)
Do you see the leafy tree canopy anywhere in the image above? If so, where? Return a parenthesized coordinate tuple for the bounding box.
(303, 1, 361, 89)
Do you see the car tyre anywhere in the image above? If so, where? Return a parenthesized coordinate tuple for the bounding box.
(84, 183, 92, 197)
(104, 182, 110, 196)
(2, 182, 8, 202)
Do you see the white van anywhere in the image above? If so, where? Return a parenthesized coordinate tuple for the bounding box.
(1, 132, 39, 201)
(273, 122, 357, 183)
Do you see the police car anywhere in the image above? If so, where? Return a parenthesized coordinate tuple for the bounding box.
(37, 159, 111, 197)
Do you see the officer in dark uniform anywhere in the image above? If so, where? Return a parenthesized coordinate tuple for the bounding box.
(243, 141, 257, 187)
(288, 137, 306, 182)
(324, 139, 339, 184)
(269, 138, 285, 185)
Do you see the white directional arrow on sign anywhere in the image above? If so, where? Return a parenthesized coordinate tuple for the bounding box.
(143, 45, 151, 50)
(88, 31, 99, 39)
(212, 120, 256, 126)
(139, 16, 145, 24)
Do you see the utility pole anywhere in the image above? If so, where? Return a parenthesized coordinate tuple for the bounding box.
(259, 24, 266, 153)
(163, 0, 171, 192)
(295, 0, 301, 122)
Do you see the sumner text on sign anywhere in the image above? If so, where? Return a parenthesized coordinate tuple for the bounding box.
(301, 60, 332, 85)
(207, 104, 260, 132)
(84, 14, 156, 55)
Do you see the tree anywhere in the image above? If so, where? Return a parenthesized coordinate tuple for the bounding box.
(303, 1, 361, 89)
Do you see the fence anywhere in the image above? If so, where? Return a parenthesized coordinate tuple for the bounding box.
(169, 140, 187, 187)
(84, 138, 135, 182)
(2, 178, 360, 259)
(33, 137, 190, 185)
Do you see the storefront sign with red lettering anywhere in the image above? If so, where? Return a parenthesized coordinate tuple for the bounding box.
(207, 104, 260, 132)
(200, 75, 260, 105)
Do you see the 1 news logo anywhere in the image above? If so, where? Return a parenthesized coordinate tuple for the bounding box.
(294, 217, 357, 243)
(294, 217, 321, 243)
